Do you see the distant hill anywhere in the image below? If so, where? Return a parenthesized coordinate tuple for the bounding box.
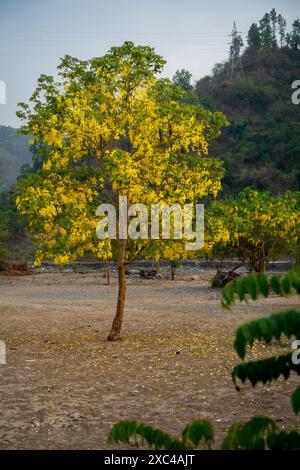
(196, 47, 300, 194)
(0, 126, 32, 191)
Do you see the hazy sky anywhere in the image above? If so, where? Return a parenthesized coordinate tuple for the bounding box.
(0, 0, 299, 127)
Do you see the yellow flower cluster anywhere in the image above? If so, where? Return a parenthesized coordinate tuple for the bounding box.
(16, 53, 228, 267)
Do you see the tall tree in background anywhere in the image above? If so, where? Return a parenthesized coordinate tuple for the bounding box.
(16, 42, 227, 341)
(259, 13, 274, 49)
(277, 14, 287, 48)
(270, 8, 278, 48)
(172, 69, 198, 104)
(172, 69, 192, 91)
(287, 20, 300, 50)
(247, 11, 288, 50)
(247, 23, 261, 49)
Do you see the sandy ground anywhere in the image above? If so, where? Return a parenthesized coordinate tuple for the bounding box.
(0, 271, 299, 449)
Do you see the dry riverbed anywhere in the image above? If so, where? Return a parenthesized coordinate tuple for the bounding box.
(0, 271, 299, 449)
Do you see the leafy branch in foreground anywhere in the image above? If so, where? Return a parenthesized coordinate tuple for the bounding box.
(223, 416, 300, 450)
(292, 386, 300, 414)
(232, 351, 300, 390)
(222, 416, 277, 449)
(108, 269, 300, 450)
(234, 310, 300, 359)
(267, 430, 300, 450)
(224, 267, 300, 417)
(107, 419, 214, 450)
(221, 268, 300, 309)
(108, 416, 300, 450)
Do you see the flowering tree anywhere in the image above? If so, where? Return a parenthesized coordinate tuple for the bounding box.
(16, 42, 227, 340)
(208, 189, 300, 273)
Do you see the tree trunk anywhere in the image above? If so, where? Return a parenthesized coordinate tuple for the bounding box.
(106, 261, 111, 285)
(107, 240, 126, 341)
(253, 245, 267, 274)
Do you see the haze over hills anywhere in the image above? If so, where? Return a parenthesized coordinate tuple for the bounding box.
(0, 126, 32, 191)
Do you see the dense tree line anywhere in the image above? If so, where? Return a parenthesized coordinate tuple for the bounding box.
(248, 9, 300, 50)
(0, 126, 32, 192)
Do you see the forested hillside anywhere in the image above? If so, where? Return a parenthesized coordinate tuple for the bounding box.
(175, 9, 300, 194)
(196, 47, 300, 194)
(173, 9, 300, 194)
